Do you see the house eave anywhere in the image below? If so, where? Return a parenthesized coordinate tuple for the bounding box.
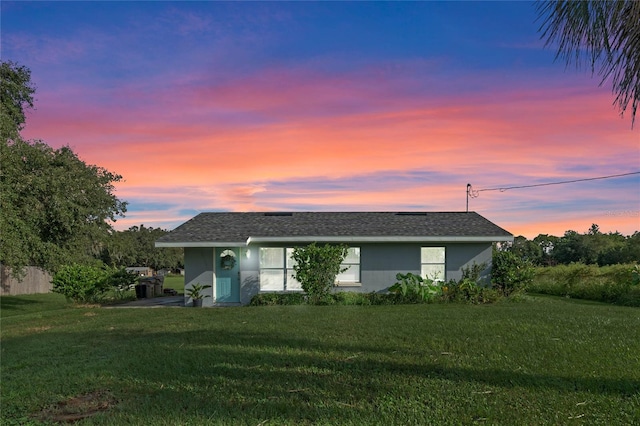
(155, 241, 246, 248)
(157, 235, 513, 248)
(247, 236, 513, 244)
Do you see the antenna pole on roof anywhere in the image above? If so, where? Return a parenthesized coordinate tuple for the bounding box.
(466, 183, 471, 213)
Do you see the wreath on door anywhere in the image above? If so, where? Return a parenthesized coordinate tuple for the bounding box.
(220, 250, 236, 270)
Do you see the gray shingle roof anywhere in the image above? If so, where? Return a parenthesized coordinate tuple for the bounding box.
(156, 212, 513, 246)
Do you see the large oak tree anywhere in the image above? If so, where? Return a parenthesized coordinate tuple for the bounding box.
(0, 60, 35, 141)
(1, 61, 127, 278)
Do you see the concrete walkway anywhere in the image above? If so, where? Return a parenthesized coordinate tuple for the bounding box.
(110, 295, 184, 308)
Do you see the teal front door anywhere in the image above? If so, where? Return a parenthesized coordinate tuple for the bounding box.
(216, 248, 240, 303)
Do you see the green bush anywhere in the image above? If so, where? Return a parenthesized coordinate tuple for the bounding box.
(529, 263, 639, 306)
(492, 250, 535, 296)
(443, 278, 501, 304)
(617, 286, 640, 306)
(52, 264, 111, 303)
(388, 272, 441, 303)
(461, 262, 488, 283)
(333, 291, 388, 305)
(354, 292, 409, 305)
(249, 291, 407, 306)
(360, 292, 392, 305)
(249, 292, 307, 306)
(105, 267, 139, 300)
(354, 292, 402, 305)
(291, 243, 348, 304)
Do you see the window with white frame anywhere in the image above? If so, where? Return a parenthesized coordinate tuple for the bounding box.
(335, 247, 361, 285)
(259, 246, 361, 290)
(285, 248, 302, 290)
(421, 247, 445, 282)
(259, 247, 301, 291)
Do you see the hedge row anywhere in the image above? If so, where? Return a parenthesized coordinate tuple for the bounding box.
(248, 291, 431, 306)
(250, 286, 512, 307)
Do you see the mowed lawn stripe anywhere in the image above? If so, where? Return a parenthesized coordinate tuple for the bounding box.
(1, 294, 639, 425)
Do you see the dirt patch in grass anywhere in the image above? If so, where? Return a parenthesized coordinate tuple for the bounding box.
(26, 326, 52, 333)
(76, 304, 101, 309)
(34, 390, 117, 423)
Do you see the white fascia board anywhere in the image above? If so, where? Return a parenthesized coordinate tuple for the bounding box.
(155, 241, 247, 248)
(246, 235, 514, 244)
(158, 235, 514, 248)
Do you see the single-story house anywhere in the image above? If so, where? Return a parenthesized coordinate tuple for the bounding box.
(155, 212, 513, 306)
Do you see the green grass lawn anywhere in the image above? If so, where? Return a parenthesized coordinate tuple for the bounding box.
(1, 294, 638, 425)
(161, 274, 184, 294)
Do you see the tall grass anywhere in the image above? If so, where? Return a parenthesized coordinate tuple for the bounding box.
(1, 293, 639, 424)
(162, 274, 184, 293)
(529, 263, 640, 306)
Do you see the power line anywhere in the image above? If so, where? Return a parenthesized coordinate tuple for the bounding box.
(475, 171, 640, 193)
(466, 171, 640, 212)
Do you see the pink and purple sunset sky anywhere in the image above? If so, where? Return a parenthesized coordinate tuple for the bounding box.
(3, 1, 639, 239)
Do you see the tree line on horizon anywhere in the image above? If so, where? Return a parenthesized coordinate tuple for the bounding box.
(503, 224, 640, 267)
(100, 225, 183, 272)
